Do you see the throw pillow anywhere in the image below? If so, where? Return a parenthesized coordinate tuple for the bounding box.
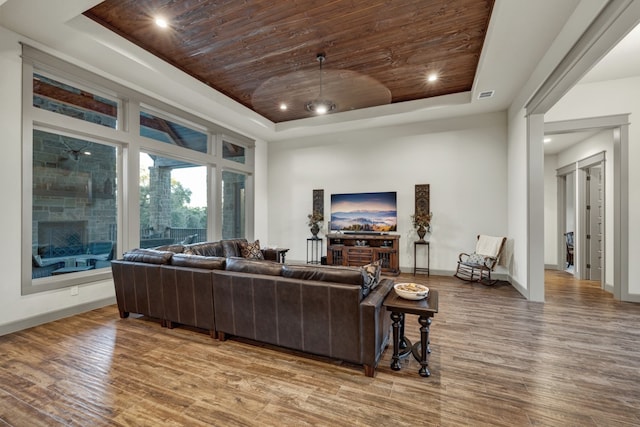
(466, 253, 486, 265)
(240, 239, 264, 260)
(360, 260, 381, 296)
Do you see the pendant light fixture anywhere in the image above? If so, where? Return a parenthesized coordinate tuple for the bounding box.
(305, 53, 336, 115)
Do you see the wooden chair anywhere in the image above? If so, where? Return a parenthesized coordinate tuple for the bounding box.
(454, 235, 507, 285)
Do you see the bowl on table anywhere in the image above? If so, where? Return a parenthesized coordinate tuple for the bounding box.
(394, 283, 429, 300)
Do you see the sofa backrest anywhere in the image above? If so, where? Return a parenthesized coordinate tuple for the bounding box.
(225, 257, 283, 276)
(171, 253, 226, 270)
(281, 264, 363, 286)
(123, 248, 174, 264)
(183, 239, 248, 257)
(221, 239, 248, 257)
(184, 241, 225, 257)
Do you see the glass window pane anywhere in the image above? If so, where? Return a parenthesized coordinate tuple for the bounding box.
(222, 141, 246, 164)
(221, 171, 245, 239)
(32, 130, 117, 278)
(140, 111, 208, 153)
(33, 73, 118, 129)
(140, 153, 207, 248)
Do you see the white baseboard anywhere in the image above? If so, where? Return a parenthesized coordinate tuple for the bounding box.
(0, 297, 116, 336)
(508, 276, 529, 299)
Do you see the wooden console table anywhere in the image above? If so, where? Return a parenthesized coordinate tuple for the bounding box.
(326, 233, 400, 275)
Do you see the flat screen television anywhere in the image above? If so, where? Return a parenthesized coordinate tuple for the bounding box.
(330, 191, 397, 233)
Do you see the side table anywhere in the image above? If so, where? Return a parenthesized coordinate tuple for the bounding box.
(274, 248, 289, 263)
(307, 238, 323, 264)
(413, 240, 430, 276)
(383, 289, 439, 377)
(263, 248, 289, 263)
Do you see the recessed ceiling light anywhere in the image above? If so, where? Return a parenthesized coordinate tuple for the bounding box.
(155, 17, 168, 28)
(314, 103, 328, 115)
(279, 103, 287, 111)
(544, 137, 552, 143)
(427, 73, 438, 82)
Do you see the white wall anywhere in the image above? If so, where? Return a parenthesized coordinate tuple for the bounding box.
(506, 108, 529, 295)
(267, 112, 508, 273)
(0, 27, 115, 332)
(566, 174, 575, 234)
(547, 76, 639, 296)
(544, 154, 558, 265)
(253, 138, 269, 242)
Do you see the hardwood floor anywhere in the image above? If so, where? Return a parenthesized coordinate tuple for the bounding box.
(1, 271, 639, 426)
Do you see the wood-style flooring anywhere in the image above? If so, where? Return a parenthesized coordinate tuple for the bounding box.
(1, 271, 639, 426)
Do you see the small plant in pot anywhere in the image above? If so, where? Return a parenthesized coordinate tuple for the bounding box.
(411, 212, 432, 242)
(307, 211, 324, 239)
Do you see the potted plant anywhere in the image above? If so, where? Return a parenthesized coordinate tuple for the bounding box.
(411, 212, 432, 242)
(307, 211, 324, 239)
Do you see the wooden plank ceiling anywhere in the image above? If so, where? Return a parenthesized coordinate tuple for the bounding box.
(84, 0, 494, 123)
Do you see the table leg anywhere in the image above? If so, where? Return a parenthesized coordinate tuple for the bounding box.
(399, 312, 408, 351)
(390, 311, 402, 370)
(417, 315, 431, 377)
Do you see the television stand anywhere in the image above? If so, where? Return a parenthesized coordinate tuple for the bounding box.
(326, 233, 400, 275)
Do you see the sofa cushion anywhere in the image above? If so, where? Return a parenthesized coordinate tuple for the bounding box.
(221, 239, 247, 257)
(170, 253, 226, 270)
(184, 241, 224, 257)
(465, 253, 487, 266)
(123, 248, 174, 264)
(361, 260, 381, 296)
(281, 264, 363, 286)
(240, 239, 265, 260)
(154, 244, 185, 253)
(225, 257, 283, 276)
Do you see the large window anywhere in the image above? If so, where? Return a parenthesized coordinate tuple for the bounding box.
(140, 110, 207, 153)
(31, 130, 117, 279)
(221, 171, 246, 239)
(33, 73, 118, 129)
(22, 45, 254, 294)
(139, 153, 207, 247)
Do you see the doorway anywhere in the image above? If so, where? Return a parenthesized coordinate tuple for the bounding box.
(560, 171, 575, 275)
(544, 114, 636, 301)
(556, 150, 607, 289)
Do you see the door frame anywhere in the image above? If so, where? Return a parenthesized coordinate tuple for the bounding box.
(546, 116, 628, 300)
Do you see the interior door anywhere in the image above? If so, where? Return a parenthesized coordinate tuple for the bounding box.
(586, 166, 603, 282)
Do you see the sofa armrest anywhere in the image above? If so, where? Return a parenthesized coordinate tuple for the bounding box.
(359, 278, 394, 373)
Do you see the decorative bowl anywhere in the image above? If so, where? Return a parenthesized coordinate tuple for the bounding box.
(394, 283, 429, 300)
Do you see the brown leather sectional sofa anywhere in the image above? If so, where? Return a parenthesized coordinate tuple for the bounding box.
(111, 239, 394, 376)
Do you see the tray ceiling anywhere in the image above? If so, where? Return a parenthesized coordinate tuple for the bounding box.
(84, 0, 494, 123)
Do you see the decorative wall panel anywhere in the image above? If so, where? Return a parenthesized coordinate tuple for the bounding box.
(415, 184, 430, 216)
(313, 189, 324, 215)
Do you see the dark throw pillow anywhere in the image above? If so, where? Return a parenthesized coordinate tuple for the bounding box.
(361, 260, 381, 297)
(240, 240, 264, 260)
